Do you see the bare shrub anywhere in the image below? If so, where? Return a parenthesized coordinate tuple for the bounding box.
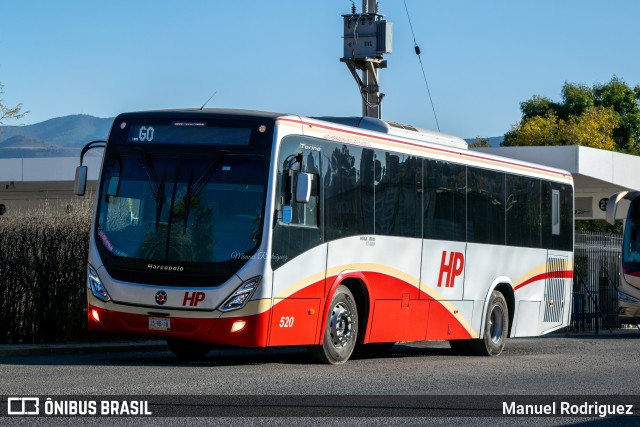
(0, 199, 93, 343)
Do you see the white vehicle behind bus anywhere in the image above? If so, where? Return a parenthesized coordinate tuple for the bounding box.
(606, 191, 640, 325)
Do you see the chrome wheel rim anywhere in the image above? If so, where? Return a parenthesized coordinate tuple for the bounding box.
(489, 306, 504, 344)
(329, 302, 353, 348)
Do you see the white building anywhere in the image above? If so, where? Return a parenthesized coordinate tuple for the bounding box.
(1, 145, 638, 220)
(0, 156, 102, 216)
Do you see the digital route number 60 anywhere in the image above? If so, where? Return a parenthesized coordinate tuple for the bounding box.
(138, 126, 155, 142)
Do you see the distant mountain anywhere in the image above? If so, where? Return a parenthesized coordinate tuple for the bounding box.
(0, 135, 80, 158)
(487, 136, 504, 147)
(0, 114, 113, 159)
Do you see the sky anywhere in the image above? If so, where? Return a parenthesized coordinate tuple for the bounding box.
(1, 0, 639, 139)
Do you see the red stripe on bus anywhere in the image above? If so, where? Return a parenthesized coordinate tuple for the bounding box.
(513, 270, 573, 291)
(276, 117, 572, 178)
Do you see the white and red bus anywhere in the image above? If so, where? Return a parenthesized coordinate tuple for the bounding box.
(607, 191, 640, 325)
(75, 109, 574, 364)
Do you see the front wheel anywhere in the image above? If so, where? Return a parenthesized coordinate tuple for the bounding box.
(308, 286, 358, 365)
(470, 290, 509, 356)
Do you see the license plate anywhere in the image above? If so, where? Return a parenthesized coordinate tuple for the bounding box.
(149, 317, 171, 331)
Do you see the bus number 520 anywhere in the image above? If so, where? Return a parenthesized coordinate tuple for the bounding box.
(279, 316, 294, 328)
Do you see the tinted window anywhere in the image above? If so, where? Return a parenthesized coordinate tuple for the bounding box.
(506, 175, 541, 248)
(276, 135, 573, 259)
(272, 137, 324, 269)
(541, 180, 573, 251)
(423, 160, 466, 241)
(467, 167, 505, 245)
(374, 150, 421, 238)
(324, 144, 375, 240)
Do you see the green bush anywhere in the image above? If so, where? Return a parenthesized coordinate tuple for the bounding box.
(0, 202, 91, 343)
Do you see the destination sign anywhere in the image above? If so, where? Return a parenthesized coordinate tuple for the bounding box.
(127, 123, 251, 145)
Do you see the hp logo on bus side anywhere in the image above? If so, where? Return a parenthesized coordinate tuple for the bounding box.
(155, 291, 168, 305)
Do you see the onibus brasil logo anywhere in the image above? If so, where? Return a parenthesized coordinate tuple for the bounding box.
(6, 397, 152, 416)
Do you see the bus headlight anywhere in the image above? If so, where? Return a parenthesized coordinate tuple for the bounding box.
(619, 291, 640, 305)
(218, 276, 261, 312)
(88, 265, 111, 302)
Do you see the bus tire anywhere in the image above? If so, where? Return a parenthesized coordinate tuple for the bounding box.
(470, 290, 509, 356)
(309, 285, 358, 365)
(167, 339, 212, 362)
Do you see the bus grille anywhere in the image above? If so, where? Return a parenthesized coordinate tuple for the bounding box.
(544, 256, 567, 323)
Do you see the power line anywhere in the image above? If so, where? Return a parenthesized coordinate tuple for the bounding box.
(403, 0, 440, 131)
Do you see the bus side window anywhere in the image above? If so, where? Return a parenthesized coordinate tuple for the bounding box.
(628, 226, 640, 262)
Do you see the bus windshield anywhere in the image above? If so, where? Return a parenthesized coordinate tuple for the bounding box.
(96, 148, 265, 264)
(623, 198, 640, 275)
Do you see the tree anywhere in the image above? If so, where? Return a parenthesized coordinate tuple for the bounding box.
(0, 82, 28, 126)
(593, 77, 640, 153)
(560, 83, 593, 118)
(504, 112, 561, 147)
(519, 95, 558, 121)
(563, 106, 618, 150)
(503, 76, 640, 153)
(468, 137, 489, 148)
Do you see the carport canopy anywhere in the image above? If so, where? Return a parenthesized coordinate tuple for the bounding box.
(472, 145, 640, 220)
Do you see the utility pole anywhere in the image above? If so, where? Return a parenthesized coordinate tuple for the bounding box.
(341, 0, 392, 119)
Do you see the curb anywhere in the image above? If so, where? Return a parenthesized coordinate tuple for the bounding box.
(0, 340, 167, 357)
(1, 330, 638, 358)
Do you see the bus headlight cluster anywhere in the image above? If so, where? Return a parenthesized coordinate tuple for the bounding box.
(88, 265, 111, 302)
(218, 276, 261, 312)
(619, 291, 640, 305)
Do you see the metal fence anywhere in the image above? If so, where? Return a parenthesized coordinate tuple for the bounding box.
(572, 231, 622, 332)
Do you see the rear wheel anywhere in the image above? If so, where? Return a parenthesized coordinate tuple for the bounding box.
(470, 290, 509, 356)
(167, 339, 212, 362)
(309, 286, 358, 364)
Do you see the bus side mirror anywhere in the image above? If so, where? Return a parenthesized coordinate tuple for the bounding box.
(106, 176, 120, 197)
(295, 172, 312, 203)
(74, 166, 88, 196)
(607, 191, 628, 225)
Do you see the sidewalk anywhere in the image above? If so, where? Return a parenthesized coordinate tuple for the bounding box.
(554, 327, 640, 340)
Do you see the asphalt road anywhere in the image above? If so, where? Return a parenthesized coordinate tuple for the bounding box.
(1, 331, 639, 426)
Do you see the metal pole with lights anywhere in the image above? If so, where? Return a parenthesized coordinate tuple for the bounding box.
(340, 0, 392, 119)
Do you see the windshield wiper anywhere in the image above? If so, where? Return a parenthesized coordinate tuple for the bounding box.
(136, 147, 166, 232)
(183, 169, 194, 229)
(182, 151, 228, 227)
(155, 172, 166, 232)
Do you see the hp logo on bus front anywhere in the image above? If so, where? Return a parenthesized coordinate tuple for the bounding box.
(155, 291, 168, 305)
